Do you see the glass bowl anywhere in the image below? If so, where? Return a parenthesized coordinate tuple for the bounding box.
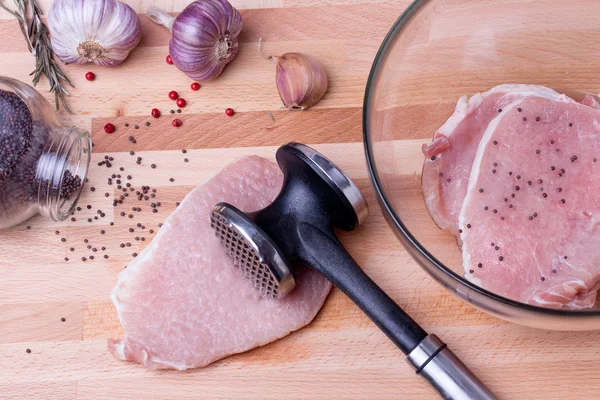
(363, 0, 600, 330)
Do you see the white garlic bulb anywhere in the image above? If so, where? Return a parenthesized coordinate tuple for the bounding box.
(48, 0, 142, 67)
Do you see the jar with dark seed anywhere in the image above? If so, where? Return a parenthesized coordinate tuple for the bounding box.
(0, 77, 91, 229)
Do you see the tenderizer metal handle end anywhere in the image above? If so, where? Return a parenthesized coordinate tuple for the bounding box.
(407, 335, 497, 400)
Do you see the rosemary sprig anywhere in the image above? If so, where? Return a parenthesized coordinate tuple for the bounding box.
(1, 0, 73, 113)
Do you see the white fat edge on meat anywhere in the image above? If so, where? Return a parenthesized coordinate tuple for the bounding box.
(458, 90, 577, 285)
(434, 84, 567, 142)
(531, 279, 589, 308)
(110, 155, 266, 370)
(458, 100, 524, 285)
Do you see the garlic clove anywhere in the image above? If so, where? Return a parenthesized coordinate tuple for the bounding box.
(274, 53, 328, 111)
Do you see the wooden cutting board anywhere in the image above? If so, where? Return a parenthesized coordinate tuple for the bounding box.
(1, 1, 600, 399)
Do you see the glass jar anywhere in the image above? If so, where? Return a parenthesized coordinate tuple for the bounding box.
(0, 76, 91, 229)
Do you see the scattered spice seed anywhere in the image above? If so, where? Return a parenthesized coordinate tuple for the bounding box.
(543, 193, 548, 198)
(184, 158, 188, 162)
(536, 116, 540, 121)
(132, 253, 138, 257)
(533, 212, 538, 217)
(499, 256, 504, 261)
(497, 108, 502, 113)
(493, 140, 498, 145)
(550, 140, 555, 144)
(571, 155, 578, 162)
(478, 263, 483, 268)
(104, 123, 115, 134)
(517, 108, 522, 112)
(569, 122, 573, 127)
(561, 199, 566, 203)
(170, 110, 175, 114)
(479, 188, 484, 193)
(61, 238, 66, 242)
(26, 349, 31, 353)
(61, 317, 66, 322)
(89, 256, 94, 260)
(82, 257, 86, 261)
(523, 117, 527, 121)
(552, 269, 557, 273)
(430, 155, 436, 161)
(151, 164, 156, 169)
(541, 277, 545, 281)
(529, 216, 533, 220)
(536, 150, 540, 154)
(564, 256, 568, 259)
(104, 255, 109, 259)
(169, 178, 174, 182)
(134, 125, 139, 129)
(467, 224, 471, 228)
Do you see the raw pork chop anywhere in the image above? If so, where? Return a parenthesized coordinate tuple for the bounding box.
(109, 156, 331, 369)
(459, 97, 600, 309)
(422, 84, 574, 237)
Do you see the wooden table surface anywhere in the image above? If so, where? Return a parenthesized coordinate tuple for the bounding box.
(2, 1, 600, 399)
